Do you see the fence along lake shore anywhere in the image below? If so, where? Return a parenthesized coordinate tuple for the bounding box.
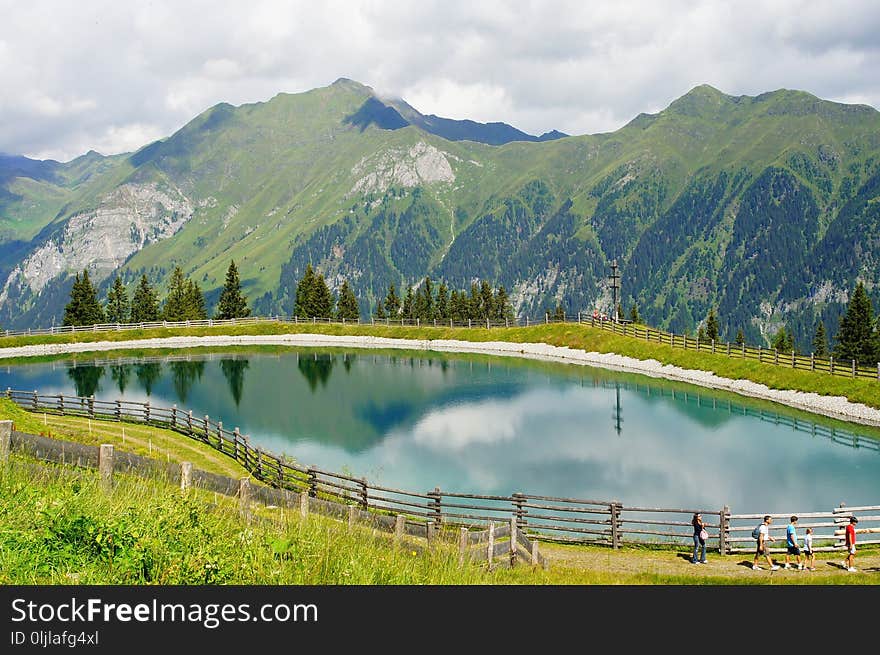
(1, 331, 880, 428)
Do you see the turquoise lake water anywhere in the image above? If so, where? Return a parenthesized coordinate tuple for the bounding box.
(2, 348, 879, 514)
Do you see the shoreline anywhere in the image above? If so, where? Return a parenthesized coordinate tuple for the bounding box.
(2, 332, 880, 428)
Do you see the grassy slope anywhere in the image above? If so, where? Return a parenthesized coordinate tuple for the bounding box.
(2, 321, 879, 410)
(2, 454, 875, 585)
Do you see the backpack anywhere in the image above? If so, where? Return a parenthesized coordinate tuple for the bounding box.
(751, 524, 762, 540)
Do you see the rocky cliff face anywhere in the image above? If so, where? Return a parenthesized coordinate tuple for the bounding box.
(0, 182, 193, 309)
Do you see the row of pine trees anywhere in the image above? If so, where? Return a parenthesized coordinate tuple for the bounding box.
(685, 282, 880, 363)
(63, 259, 880, 364)
(62, 261, 251, 326)
(292, 263, 515, 323)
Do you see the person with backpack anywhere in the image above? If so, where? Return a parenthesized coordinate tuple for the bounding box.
(752, 515, 780, 570)
(691, 512, 708, 564)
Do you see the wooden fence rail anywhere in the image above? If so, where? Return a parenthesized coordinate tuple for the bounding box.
(2, 312, 877, 383)
(4, 390, 879, 555)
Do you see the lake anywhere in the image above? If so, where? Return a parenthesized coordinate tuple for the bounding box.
(2, 347, 879, 514)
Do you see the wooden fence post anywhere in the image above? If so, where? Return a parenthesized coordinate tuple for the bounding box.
(774, 349, 778, 366)
(171, 404, 177, 429)
(487, 522, 495, 570)
(99, 444, 114, 492)
(426, 520, 435, 546)
(429, 487, 442, 525)
(610, 502, 621, 549)
(88, 395, 95, 418)
(239, 478, 251, 516)
(115, 400, 121, 421)
(307, 467, 318, 498)
(459, 528, 469, 565)
(348, 505, 356, 528)
(360, 478, 369, 510)
(513, 492, 526, 530)
(0, 420, 11, 466)
(180, 462, 192, 492)
(299, 491, 309, 517)
(510, 515, 518, 567)
(144, 401, 150, 424)
(829, 355, 834, 374)
(758, 345, 762, 363)
(811, 353, 815, 371)
(394, 515, 405, 543)
(719, 505, 729, 554)
(852, 359, 856, 378)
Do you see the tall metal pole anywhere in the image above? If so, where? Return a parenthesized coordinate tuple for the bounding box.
(608, 259, 620, 322)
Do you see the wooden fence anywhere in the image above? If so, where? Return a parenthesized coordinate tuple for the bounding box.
(2, 312, 877, 383)
(4, 389, 878, 555)
(1, 427, 544, 569)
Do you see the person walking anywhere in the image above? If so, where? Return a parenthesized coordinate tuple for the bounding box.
(753, 515, 780, 570)
(843, 516, 859, 572)
(803, 527, 815, 571)
(691, 512, 708, 564)
(784, 516, 804, 570)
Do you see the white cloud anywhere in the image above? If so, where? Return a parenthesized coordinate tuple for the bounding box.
(1, 0, 878, 160)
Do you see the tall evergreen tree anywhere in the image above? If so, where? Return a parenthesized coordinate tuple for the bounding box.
(772, 327, 794, 352)
(435, 282, 449, 320)
(697, 325, 706, 342)
(552, 304, 565, 321)
(62, 272, 84, 327)
(215, 260, 250, 319)
(311, 273, 334, 319)
(835, 282, 878, 364)
(450, 289, 467, 322)
(105, 276, 130, 324)
(130, 274, 160, 322)
(479, 280, 494, 319)
(186, 280, 208, 319)
(63, 269, 105, 326)
(162, 266, 190, 321)
(812, 320, 828, 357)
(294, 264, 317, 318)
(336, 280, 360, 320)
(401, 287, 415, 319)
(468, 283, 481, 320)
(374, 297, 386, 319)
(705, 308, 719, 341)
(383, 283, 401, 317)
(735, 328, 745, 346)
(493, 285, 513, 321)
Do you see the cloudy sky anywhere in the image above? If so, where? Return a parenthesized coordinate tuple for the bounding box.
(2, 0, 879, 161)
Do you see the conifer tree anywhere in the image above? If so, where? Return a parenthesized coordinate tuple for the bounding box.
(130, 274, 160, 322)
(835, 282, 878, 363)
(63, 269, 105, 326)
(435, 282, 449, 320)
(336, 280, 360, 320)
(705, 308, 719, 341)
(105, 276, 130, 324)
(311, 272, 334, 319)
(468, 283, 481, 320)
(401, 287, 415, 320)
(383, 283, 401, 317)
(552, 304, 565, 321)
(480, 280, 494, 319)
(450, 289, 466, 322)
(493, 285, 513, 321)
(162, 266, 191, 321)
(812, 320, 828, 357)
(215, 260, 250, 319)
(186, 280, 208, 319)
(374, 297, 386, 319)
(735, 328, 745, 346)
(294, 264, 317, 318)
(771, 327, 794, 352)
(697, 325, 706, 342)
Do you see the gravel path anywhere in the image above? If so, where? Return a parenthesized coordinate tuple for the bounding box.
(2, 333, 880, 427)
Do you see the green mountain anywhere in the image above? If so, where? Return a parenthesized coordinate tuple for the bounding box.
(1, 80, 879, 352)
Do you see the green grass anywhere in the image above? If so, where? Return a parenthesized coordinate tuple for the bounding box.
(2, 455, 875, 585)
(2, 320, 879, 411)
